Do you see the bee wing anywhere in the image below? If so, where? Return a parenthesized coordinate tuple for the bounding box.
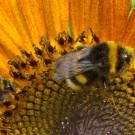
(52, 48, 101, 81)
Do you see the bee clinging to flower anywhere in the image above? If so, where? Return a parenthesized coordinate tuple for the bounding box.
(52, 29, 135, 90)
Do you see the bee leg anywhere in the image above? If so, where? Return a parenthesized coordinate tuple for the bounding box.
(101, 76, 108, 89)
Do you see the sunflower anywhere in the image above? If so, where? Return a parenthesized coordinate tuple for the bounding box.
(0, 0, 135, 135)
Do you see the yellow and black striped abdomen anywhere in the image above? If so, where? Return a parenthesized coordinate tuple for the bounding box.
(66, 70, 99, 90)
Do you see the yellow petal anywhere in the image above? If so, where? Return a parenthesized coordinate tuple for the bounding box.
(0, 0, 69, 77)
(43, 0, 69, 44)
(122, 10, 135, 46)
(15, 0, 47, 45)
(98, 0, 130, 41)
(69, 0, 99, 38)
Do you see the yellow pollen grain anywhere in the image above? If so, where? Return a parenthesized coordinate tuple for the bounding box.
(75, 74, 87, 84)
(66, 79, 80, 90)
(130, 97, 135, 103)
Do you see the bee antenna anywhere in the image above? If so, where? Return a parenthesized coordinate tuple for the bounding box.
(89, 27, 100, 43)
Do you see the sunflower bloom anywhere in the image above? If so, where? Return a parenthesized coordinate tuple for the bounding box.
(0, 0, 135, 135)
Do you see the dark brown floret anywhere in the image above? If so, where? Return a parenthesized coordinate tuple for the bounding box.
(55, 31, 74, 45)
(89, 27, 100, 43)
(75, 31, 88, 43)
(33, 44, 43, 56)
(4, 111, 12, 117)
(3, 101, 12, 107)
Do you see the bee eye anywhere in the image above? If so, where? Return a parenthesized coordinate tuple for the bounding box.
(121, 53, 128, 58)
(116, 47, 131, 71)
(121, 52, 131, 64)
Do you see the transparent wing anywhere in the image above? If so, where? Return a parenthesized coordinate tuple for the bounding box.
(52, 48, 102, 81)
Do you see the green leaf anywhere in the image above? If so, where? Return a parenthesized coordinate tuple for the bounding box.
(130, 0, 135, 8)
(128, 0, 135, 19)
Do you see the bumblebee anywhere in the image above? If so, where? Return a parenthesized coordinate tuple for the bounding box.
(52, 41, 135, 90)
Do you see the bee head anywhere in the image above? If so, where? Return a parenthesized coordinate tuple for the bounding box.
(116, 46, 135, 72)
(124, 47, 135, 71)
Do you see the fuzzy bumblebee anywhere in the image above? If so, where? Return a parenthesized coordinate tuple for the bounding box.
(52, 41, 135, 90)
